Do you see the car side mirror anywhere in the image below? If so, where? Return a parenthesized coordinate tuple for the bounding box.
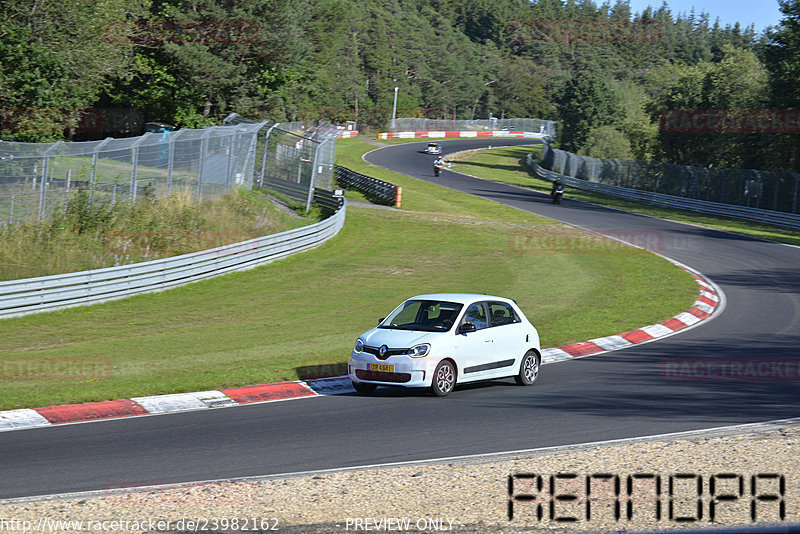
(378, 317, 385, 324)
(458, 323, 476, 334)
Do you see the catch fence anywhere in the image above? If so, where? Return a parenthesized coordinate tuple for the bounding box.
(0, 118, 341, 225)
(542, 144, 800, 214)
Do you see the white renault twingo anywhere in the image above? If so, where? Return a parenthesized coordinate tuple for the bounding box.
(348, 293, 541, 396)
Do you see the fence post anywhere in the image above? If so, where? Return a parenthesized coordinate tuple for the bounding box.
(244, 121, 268, 190)
(773, 175, 780, 211)
(130, 133, 151, 203)
(39, 141, 63, 221)
(259, 123, 279, 189)
(166, 129, 186, 195)
(306, 139, 321, 212)
(90, 137, 113, 203)
(197, 129, 213, 200)
(225, 129, 237, 193)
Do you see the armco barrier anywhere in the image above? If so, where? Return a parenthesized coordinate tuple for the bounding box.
(0, 200, 346, 319)
(528, 155, 800, 230)
(335, 165, 400, 207)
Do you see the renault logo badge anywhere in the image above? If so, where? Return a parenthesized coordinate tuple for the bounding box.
(379, 345, 388, 357)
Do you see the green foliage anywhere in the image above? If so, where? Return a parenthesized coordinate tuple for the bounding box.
(764, 0, 800, 171)
(2, 0, 791, 175)
(645, 45, 769, 167)
(557, 72, 625, 152)
(0, 0, 150, 141)
(579, 126, 634, 159)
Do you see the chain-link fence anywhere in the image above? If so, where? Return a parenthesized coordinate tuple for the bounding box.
(389, 117, 556, 138)
(0, 118, 340, 226)
(255, 121, 339, 208)
(542, 144, 800, 213)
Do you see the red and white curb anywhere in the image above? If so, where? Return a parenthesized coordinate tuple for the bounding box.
(377, 131, 548, 140)
(0, 266, 721, 433)
(541, 262, 721, 363)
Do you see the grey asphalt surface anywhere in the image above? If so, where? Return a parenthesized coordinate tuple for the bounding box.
(2, 138, 799, 500)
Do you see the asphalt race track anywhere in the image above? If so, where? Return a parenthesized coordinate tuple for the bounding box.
(2, 139, 799, 499)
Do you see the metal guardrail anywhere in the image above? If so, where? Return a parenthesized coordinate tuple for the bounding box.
(528, 155, 800, 230)
(0, 200, 346, 319)
(335, 165, 399, 206)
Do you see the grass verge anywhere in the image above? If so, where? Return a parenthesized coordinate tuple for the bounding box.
(0, 140, 698, 410)
(445, 144, 800, 247)
(0, 189, 314, 280)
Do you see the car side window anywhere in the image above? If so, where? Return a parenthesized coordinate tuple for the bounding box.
(462, 302, 488, 330)
(488, 302, 519, 327)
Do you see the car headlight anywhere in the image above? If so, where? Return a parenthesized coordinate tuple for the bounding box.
(354, 339, 364, 353)
(408, 344, 430, 358)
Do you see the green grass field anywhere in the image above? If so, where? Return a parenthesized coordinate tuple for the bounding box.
(445, 144, 800, 246)
(0, 139, 699, 410)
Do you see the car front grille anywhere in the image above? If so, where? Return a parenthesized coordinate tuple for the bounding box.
(363, 346, 407, 360)
(356, 369, 412, 383)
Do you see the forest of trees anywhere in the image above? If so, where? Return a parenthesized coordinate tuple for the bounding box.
(2, 0, 800, 173)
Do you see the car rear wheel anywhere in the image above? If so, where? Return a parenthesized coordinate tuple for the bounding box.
(515, 351, 540, 386)
(352, 381, 377, 394)
(431, 360, 456, 397)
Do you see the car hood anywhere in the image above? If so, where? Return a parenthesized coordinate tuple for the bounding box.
(360, 328, 441, 348)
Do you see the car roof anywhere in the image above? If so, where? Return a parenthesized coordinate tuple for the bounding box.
(407, 293, 514, 305)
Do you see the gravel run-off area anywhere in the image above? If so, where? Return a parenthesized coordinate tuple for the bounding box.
(2, 420, 798, 533)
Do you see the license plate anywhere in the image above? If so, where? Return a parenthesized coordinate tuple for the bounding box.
(368, 363, 395, 372)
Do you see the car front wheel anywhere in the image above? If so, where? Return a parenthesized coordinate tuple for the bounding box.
(431, 360, 456, 397)
(352, 381, 377, 394)
(515, 351, 540, 386)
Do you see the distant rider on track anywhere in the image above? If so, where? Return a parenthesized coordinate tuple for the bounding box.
(433, 156, 445, 177)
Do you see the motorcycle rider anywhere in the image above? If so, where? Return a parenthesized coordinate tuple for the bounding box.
(433, 155, 445, 176)
(551, 178, 564, 203)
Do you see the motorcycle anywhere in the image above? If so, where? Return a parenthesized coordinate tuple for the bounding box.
(434, 161, 445, 177)
(551, 183, 564, 204)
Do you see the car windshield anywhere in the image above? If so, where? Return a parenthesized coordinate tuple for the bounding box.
(379, 300, 463, 332)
